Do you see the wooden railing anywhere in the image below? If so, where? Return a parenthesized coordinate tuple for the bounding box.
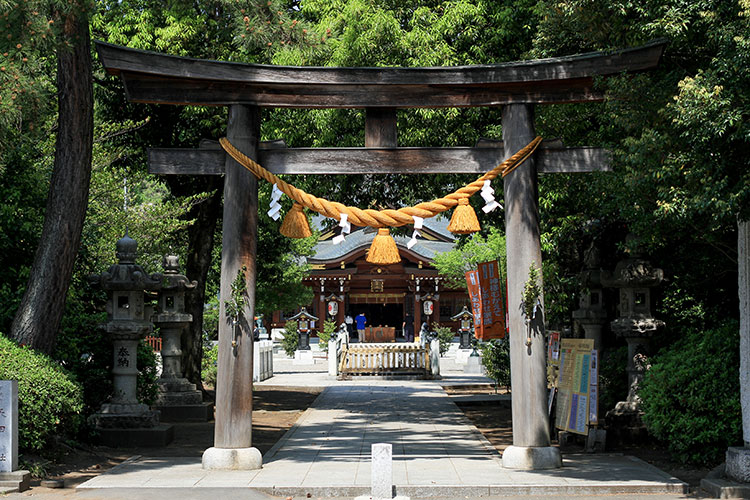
(339, 343, 429, 377)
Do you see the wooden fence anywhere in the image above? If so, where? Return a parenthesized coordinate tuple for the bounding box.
(339, 343, 429, 377)
(145, 335, 162, 352)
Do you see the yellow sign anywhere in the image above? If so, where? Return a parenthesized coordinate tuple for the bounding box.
(555, 338, 597, 435)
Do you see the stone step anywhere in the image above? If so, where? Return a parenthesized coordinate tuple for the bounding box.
(0, 470, 30, 492)
(0, 485, 18, 494)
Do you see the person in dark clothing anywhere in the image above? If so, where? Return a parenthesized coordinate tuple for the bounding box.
(403, 313, 415, 343)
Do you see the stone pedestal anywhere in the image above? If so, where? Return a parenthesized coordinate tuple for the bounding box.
(455, 349, 473, 365)
(727, 447, 750, 483)
(464, 353, 483, 374)
(293, 349, 315, 365)
(502, 445, 562, 470)
(202, 447, 262, 470)
(156, 377, 212, 422)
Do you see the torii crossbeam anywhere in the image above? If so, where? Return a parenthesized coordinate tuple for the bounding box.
(97, 39, 664, 471)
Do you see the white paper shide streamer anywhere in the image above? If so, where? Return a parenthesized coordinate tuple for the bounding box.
(407, 216, 424, 249)
(481, 180, 501, 213)
(268, 183, 283, 220)
(333, 212, 351, 245)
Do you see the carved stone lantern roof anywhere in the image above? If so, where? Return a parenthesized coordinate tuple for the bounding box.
(89, 234, 162, 292)
(451, 305, 473, 322)
(160, 255, 197, 292)
(288, 307, 318, 323)
(600, 235, 664, 289)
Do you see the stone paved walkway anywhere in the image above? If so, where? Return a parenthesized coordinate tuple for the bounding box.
(78, 380, 688, 498)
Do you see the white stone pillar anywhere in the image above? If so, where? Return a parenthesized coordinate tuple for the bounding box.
(0, 380, 18, 472)
(727, 219, 750, 483)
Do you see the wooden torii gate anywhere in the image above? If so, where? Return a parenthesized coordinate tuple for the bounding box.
(97, 39, 664, 471)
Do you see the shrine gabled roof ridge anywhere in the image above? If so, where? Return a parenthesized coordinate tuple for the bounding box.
(96, 39, 666, 85)
(308, 227, 454, 264)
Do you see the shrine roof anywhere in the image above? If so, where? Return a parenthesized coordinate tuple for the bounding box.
(308, 224, 455, 264)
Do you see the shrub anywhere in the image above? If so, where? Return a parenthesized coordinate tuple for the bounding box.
(201, 342, 218, 389)
(0, 334, 84, 451)
(598, 344, 629, 413)
(136, 340, 159, 406)
(318, 320, 336, 353)
(281, 320, 299, 357)
(479, 338, 510, 391)
(639, 321, 741, 465)
(433, 324, 455, 356)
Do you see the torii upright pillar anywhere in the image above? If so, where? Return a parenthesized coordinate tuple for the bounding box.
(501, 104, 562, 469)
(202, 104, 262, 470)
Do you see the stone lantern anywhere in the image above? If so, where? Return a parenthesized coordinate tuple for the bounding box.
(289, 307, 317, 365)
(602, 235, 664, 413)
(88, 234, 173, 446)
(572, 244, 608, 352)
(452, 306, 474, 350)
(152, 255, 210, 422)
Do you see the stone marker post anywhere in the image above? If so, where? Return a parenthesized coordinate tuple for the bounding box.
(727, 219, 750, 483)
(501, 104, 561, 470)
(372, 443, 393, 500)
(0, 380, 18, 473)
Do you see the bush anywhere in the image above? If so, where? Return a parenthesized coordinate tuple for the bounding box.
(318, 320, 336, 353)
(640, 321, 741, 465)
(0, 334, 84, 451)
(433, 324, 455, 356)
(201, 342, 218, 389)
(136, 340, 159, 406)
(598, 344, 629, 414)
(479, 338, 510, 391)
(281, 320, 299, 357)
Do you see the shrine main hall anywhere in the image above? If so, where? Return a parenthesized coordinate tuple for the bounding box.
(272, 217, 468, 337)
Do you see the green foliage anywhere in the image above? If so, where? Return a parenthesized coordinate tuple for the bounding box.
(433, 227, 507, 290)
(0, 334, 84, 451)
(522, 262, 542, 321)
(433, 324, 455, 356)
(598, 345, 629, 414)
(224, 266, 247, 323)
(136, 340, 159, 406)
(640, 322, 741, 465)
(281, 320, 299, 357)
(201, 342, 218, 388)
(479, 338, 511, 391)
(318, 319, 336, 353)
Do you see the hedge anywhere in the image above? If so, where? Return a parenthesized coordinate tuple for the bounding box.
(0, 334, 84, 451)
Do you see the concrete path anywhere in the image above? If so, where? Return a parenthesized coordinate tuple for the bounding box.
(78, 380, 688, 498)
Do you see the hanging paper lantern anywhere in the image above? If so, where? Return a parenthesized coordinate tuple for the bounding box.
(447, 198, 480, 234)
(366, 228, 401, 265)
(280, 202, 312, 238)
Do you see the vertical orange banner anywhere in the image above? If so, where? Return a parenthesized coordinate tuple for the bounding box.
(478, 260, 506, 339)
(464, 270, 483, 339)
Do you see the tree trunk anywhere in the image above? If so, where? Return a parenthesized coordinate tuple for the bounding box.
(10, 9, 93, 354)
(180, 178, 223, 395)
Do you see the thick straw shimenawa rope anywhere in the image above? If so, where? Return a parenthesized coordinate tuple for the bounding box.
(220, 136, 542, 229)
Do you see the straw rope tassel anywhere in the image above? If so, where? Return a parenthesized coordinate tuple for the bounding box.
(447, 197, 480, 234)
(366, 228, 401, 265)
(280, 202, 312, 238)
